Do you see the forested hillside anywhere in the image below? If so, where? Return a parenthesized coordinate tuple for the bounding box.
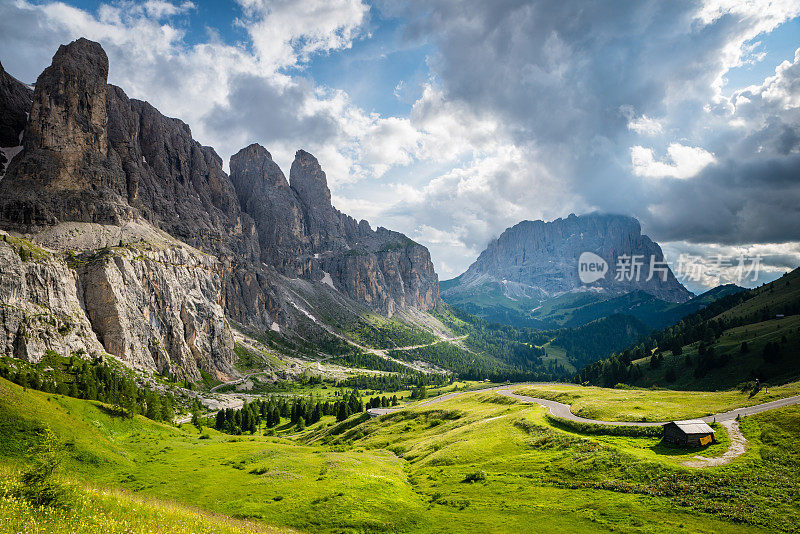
(576, 268, 800, 389)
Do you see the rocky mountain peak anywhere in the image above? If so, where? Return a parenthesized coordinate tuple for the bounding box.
(27, 37, 109, 156)
(290, 149, 332, 210)
(230, 143, 288, 189)
(0, 38, 133, 229)
(447, 213, 692, 305)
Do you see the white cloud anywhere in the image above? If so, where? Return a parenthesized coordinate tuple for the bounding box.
(756, 48, 800, 110)
(235, 0, 369, 69)
(631, 143, 716, 179)
(627, 115, 663, 136)
(143, 1, 195, 19)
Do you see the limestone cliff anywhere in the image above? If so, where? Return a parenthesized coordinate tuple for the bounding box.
(443, 213, 693, 307)
(0, 38, 441, 378)
(0, 231, 236, 381)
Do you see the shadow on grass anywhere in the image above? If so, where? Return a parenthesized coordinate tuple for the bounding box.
(649, 440, 714, 457)
(96, 404, 131, 419)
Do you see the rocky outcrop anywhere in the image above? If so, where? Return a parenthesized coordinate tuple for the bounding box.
(76, 245, 236, 381)
(0, 235, 104, 362)
(0, 38, 441, 379)
(0, 232, 236, 381)
(444, 213, 692, 304)
(229, 144, 307, 274)
(230, 144, 439, 315)
(0, 38, 135, 228)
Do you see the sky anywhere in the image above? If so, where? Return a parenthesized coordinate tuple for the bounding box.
(1, 0, 799, 294)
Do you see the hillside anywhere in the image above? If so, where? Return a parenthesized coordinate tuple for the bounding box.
(576, 268, 800, 389)
(4, 376, 800, 532)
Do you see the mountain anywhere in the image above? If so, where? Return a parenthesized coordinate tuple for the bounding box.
(576, 267, 800, 389)
(441, 213, 693, 325)
(229, 144, 438, 315)
(0, 38, 438, 382)
(525, 284, 746, 330)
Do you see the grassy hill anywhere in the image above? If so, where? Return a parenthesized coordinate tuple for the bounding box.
(4, 376, 800, 532)
(577, 268, 800, 389)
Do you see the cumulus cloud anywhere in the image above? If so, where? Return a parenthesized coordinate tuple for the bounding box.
(631, 143, 716, 179)
(234, 0, 369, 69)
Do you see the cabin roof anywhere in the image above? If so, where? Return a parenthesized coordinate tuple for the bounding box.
(665, 420, 715, 435)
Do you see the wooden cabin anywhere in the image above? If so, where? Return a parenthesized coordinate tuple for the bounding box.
(662, 420, 715, 446)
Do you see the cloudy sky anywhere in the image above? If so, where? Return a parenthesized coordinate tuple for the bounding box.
(1, 0, 799, 293)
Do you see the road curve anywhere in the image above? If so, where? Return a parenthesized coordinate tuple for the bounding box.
(367, 384, 800, 425)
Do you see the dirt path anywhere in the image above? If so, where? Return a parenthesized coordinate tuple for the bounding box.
(682, 419, 747, 468)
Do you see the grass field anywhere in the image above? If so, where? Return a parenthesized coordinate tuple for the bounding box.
(0, 468, 291, 534)
(3, 376, 800, 533)
(514, 382, 800, 422)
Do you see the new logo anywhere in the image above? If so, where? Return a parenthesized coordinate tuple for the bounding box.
(578, 252, 608, 284)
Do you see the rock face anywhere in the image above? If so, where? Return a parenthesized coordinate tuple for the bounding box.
(0, 236, 104, 362)
(0, 233, 236, 381)
(444, 213, 692, 305)
(230, 144, 439, 315)
(77, 245, 236, 381)
(0, 60, 32, 148)
(0, 38, 440, 378)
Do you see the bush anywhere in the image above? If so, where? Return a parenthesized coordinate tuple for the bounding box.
(198, 433, 210, 440)
(463, 470, 487, 483)
(545, 415, 662, 437)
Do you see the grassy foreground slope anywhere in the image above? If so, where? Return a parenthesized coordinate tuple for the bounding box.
(5, 375, 800, 533)
(0, 472, 289, 534)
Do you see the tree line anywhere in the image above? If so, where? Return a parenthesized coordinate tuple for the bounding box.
(0, 353, 176, 423)
(213, 389, 366, 434)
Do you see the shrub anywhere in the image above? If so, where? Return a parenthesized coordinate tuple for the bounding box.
(16, 428, 74, 509)
(198, 433, 210, 440)
(463, 470, 487, 483)
(545, 415, 662, 437)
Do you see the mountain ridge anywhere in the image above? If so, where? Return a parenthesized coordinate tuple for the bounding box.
(441, 213, 693, 326)
(0, 38, 439, 381)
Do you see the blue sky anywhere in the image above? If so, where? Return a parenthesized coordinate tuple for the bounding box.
(1, 0, 799, 293)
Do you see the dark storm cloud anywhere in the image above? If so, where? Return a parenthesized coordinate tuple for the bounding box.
(388, 0, 800, 249)
(202, 73, 341, 148)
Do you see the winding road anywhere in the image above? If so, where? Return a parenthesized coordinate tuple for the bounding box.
(367, 383, 800, 426)
(367, 384, 800, 467)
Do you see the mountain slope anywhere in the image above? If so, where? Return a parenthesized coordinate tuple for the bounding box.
(441, 213, 693, 326)
(577, 268, 800, 389)
(527, 284, 746, 330)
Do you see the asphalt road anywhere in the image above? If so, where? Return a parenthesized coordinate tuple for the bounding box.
(366, 384, 800, 425)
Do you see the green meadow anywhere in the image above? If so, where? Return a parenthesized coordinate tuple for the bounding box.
(2, 376, 800, 533)
(514, 382, 800, 422)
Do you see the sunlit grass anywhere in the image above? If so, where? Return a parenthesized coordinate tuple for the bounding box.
(514, 382, 800, 422)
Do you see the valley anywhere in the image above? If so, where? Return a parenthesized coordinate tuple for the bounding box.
(3, 376, 800, 533)
(1, 32, 799, 534)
